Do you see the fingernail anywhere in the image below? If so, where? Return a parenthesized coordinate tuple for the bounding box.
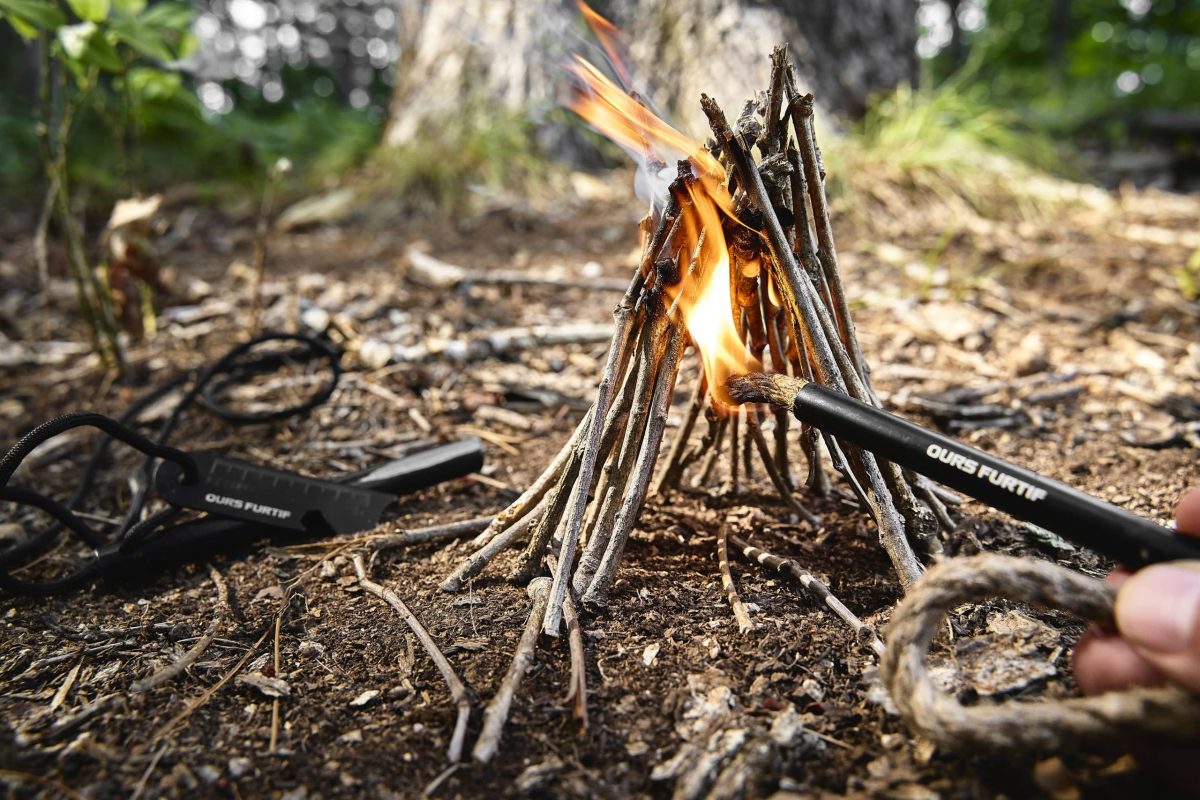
(1115, 566, 1200, 653)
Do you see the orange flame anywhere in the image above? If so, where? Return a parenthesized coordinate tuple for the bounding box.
(570, 6, 760, 409)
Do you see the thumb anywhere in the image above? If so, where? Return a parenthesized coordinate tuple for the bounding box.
(1114, 561, 1200, 693)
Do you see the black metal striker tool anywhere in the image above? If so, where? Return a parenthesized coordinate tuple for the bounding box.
(727, 373, 1200, 567)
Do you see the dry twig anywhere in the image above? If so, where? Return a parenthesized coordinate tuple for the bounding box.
(351, 554, 471, 762)
(132, 565, 229, 692)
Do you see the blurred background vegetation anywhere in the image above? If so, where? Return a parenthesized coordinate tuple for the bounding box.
(0, 0, 1197, 216)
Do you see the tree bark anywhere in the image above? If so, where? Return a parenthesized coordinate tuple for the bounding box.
(384, 0, 917, 149)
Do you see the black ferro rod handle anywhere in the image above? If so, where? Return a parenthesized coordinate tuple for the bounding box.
(792, 382, 1200, 567)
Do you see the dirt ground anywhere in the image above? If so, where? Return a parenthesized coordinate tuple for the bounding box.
(1, 170, 1198, 798)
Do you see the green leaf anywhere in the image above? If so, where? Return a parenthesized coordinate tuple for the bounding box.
(111, 0, 143, 15)
(112, 16, 171, 60)
(83, 28, 122, 70)
(127, 65, 182, 100)
(60, 21, 122, 70)
(0, 0, 66, 30)
(65, 0, 108, 23)
(175, 27, 196, 58)
(7, 13, 39, 37)
(136, 1, 189, 31)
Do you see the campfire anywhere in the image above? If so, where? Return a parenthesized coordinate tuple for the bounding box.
(440, 7, 955, 763)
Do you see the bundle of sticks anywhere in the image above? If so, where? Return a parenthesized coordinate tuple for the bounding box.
(441, 46, 957, 761)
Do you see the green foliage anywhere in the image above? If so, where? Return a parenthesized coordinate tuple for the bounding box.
(373, 106, 546, 214)
(926, 0, 1200, 139)
(827, 69, 1064, 221)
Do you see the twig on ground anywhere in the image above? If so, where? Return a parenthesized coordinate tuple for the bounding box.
(150, 543, 357, 746)
(132, 565, 229, 692)
(351, 554, 471, 762)
(441, 508, 541, 592)
(473, 577, 551, 763)
(729, 534, 884, 657)
(129, 741, 170, 800)
(371, 515, 495, 552)
(269, 612, 282, 752)
(407, 246, 628, 292)
(548, 553, 588, 730)
(717, 525, 753, 634)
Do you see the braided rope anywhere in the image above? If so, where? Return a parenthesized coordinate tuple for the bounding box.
(881, 554, 1200, 749)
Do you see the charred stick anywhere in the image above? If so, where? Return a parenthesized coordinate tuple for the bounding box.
(703, 93, 923, 588)
(472, 577, 551, 763)
(678, 400, 723, 476)
(729, 412, 741, 493)
(718, 523, 753, 634)
(728, 534, 884, 657)
(694, 415, 728, 487)
(762, 281, 796, 489)
(741, 410, 756, 484)
(352, 555, 472, 762)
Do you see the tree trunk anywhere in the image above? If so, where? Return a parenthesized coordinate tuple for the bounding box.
(385, 0, 916, 149)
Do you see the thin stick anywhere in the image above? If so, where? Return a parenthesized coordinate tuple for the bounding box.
(473, 577, 551, 763)
(783, 78, 868, 387)
(729, 534, 884, 657)
(129, 741, 170, 800)
(441, 507, 541, 592)
(693, 416, 728, 488)
(746, 414, 820, 525)
(718, 525, 753, 634)
(582, 325, 685, 605)
(372, 515, 496, 552)
(545, 274, 645, 634)
(573, 308, 671, 593)
(471, 410, 589, 548)
(729, 411, 742, 493)
(149, 544, 358, 745)
(352, 554, 470, 763)
(269, 612, 282, 752)
(651, 368, 706, 494)
(547, 553, 588, 730)
(132, 565, 229, 692)
(702, 94, 923, 589)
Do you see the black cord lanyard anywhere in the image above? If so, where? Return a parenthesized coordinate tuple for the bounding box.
(0, 332, 342, 595)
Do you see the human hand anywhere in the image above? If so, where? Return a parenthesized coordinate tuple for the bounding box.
(1074, 487, 1200, 695)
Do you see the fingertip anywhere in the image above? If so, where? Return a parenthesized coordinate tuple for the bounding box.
(1073, 628, 1164, 696)
(1177, 488, 1200, 536)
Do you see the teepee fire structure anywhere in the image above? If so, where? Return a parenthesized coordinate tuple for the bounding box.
(442, 19, 955, 762)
